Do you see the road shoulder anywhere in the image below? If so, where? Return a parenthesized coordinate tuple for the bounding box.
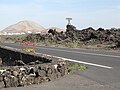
(1, 73, 119, 90)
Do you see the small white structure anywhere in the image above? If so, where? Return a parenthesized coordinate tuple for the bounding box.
(20, 32, 26, 35)
(66, 17, 72, 25)
(35, 32, 41, 34)
(27, 31, 32, 34)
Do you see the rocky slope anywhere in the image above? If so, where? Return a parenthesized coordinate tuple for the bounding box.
(67, 25, 120, 48)
(23, 24, 120, 49)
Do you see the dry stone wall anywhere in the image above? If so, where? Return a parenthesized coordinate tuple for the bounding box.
(0, 45, 68, 88)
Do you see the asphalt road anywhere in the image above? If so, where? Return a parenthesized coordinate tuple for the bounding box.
(1, 43, 120, 89)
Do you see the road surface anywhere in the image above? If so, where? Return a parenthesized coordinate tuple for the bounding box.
(1, 43, 120, 89)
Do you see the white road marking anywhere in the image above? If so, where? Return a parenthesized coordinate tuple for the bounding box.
(55, 56, 112, 69)
(62, 58, 113, 69)
(37, 53, 112, 69)
(37, 47, 120, 58)
(43, 54, 113, 69)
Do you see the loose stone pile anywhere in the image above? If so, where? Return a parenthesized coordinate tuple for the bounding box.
(0, 61, 67, 88)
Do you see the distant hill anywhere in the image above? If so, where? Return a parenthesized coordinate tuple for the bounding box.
(1, 20, 46, 33)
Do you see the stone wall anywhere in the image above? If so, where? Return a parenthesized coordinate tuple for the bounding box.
(0, 45, 68, 88)
(0, 46, 52, 66)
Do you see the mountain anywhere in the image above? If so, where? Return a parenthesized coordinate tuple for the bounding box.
(2, 20, 46, 33)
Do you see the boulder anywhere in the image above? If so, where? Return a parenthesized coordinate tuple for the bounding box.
(14, 60, 25, 66)
(0, 58, 2, 66)
(116, 40, 120, 47)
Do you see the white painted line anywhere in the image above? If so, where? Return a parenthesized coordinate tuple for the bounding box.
(55, 56, 113, 69)
(63, 58, 112, 69)
(37, 53, 113, 69)
(37, 47, 120, 58)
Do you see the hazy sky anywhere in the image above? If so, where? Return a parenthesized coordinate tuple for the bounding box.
(0, 0, 120, 30)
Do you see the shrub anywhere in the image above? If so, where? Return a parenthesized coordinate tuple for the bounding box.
(68, 63, 87, 74)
